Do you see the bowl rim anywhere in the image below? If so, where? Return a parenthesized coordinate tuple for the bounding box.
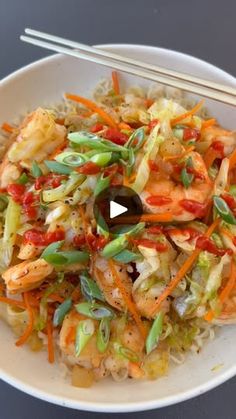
(0, 43, 236, 412)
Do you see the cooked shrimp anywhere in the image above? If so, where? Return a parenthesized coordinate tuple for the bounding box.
(133, 284, 170, 319)
(141, 151, 212, 221)
(59, 310, 103, 368)
(18, 242, 43, 260)
(199, 125, 236, 155)
(93, 256, 132, 311)
(2, 259, 53, 294)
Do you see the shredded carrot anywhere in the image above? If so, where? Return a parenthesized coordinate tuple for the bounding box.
(118, 122, 132, 131)
(204, 147, 218, 169)
(48, 140, 67, 160)
(112, 71, 120, 95)
(108, 259, 147, 340)
(171, 100, 204, 126)
(49, 293, 64, 303)
(47, 316, 55, 363)
(1, 122, 14, 133)
(55, 118, 65, 125)
(65, 93, 117, 128)
(201, 118, 216, 130)
(149, 218, 220, 317)
(205, 260, 236, 322)
(0, 295, 26, 310)
(163, 146, 195, 162)
(15, 292, 34, 346)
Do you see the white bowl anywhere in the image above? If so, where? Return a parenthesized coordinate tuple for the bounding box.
(0, 44, 236, 413)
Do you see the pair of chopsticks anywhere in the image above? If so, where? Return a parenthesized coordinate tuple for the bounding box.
(20, 28, 236, 107)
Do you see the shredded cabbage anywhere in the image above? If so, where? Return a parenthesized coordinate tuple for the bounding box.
(0, 198, 21, 273)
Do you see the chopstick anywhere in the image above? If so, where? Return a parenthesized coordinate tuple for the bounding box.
(20, 28, 236, 106)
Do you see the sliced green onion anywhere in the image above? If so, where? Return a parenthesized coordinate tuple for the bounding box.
(75, 319, 95, 357)
(53, 298, 72, 327)
(43, 173, 85, 202)
(41, 240, 89, 266)
(213, 195, 236, 225)
(125, 127, 145, 151)
(90, 152, 112, 167)
(121, 148, 135, 177)
(31, 161, 42, 177)
(56, 151, 87, 167)
(146, 311, 163, 354)
(181, 168, 194, 189)
(36, 281, 62, 330)
(68, 131, 127, 153)
(80, 270, 105, 302)
(45, 160, 73, 175)
(94, 173, 110, 197)
(75, 302, 115, 320)
(172, 127, 184, 141)
(17, 172, 29, 185)
(41, 241, 64, 258)
(94, 206, 109, 238)
(97, 318, 111, 353)
(113, 249, 140, 263)
(101, 222, 145, 258)
(114, 342, 139, 363)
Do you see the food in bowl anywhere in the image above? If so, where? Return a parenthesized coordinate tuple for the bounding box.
(0, 71, 235, 388)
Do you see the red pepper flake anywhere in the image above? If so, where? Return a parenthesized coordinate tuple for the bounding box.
(148, 160, 159, 172)
(196, 236, 232, 256)
(166, 227, 201, 240)
(147, 225, 164, 234)
(132, 238, 167, 252)
(212, 141, 224, 158)
(76, 162, 101, 175)
(183, 128, 200, 141)
(35, 174, 67, 190)
(90, 123, 104, 133)
(103, 128, 128, 145)
(45, 229, 65, 244)
(148, 119, 159, 132)
(73, 235, 86, 247)
(221, 193, 236, 211)
(146, 195, 173, 206)
(179, 199, 207, 218)
(24, 228, 65, 246)
(186, 166, 205, 181)
(7, 184, 26, 203)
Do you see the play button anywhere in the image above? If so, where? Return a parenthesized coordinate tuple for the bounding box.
(110, 201, 128, 219)
(94, 185, 143, 231)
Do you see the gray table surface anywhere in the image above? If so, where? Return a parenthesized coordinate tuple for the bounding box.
(0, 0, 236, 417)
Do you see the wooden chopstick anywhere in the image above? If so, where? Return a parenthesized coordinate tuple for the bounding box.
(20, 29, 236, 106)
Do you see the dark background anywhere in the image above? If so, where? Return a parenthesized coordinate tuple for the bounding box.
(0, 0, 235, 417)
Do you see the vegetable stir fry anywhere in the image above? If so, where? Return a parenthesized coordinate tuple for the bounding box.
(0, 72, 236, 387)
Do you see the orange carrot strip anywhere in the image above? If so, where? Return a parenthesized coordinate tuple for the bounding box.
(15, 292, 34, 346)
(204, 147, 219, 169)
(0, 295, 26, 310)
(108, 260, 147, 340)
(171, 100, 204, 126)
(55, 118, 65, 125)
(219, 227, 234, 241)
(201, 118, 216, 130)
(47, 316, 55, 363)
(112, 71, 120, 95)
(1, 122, 14, 133)
(205, 260, 236, 322)
(48, 140, 67, 160)
(149, 218, 220, 317)
(65, 93, 117, 128)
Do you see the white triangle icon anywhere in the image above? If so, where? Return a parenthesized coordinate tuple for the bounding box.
(110, 200, 128, 219)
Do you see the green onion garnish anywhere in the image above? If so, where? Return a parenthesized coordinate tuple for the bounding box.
(96, 318, 111, 353)
(90, 152, 112, 167)
(101, 222, 145, 258)
(113, 249, 140, 263)
(94, 173, 110, 197)
(68, 131, 128, 154)
(146, 311, 163, 354)
(31, 161, 43, 178)
(53, 298, 72, 327)
(0, 194, 8, 211)
(114, 342, 139, 363)
(125, 127, 145, 151)
(75, 301, 115, 320)
(213, 195, 236, 225)
(80, 270, 105, 302)
(45, 160, 73, 175)
(41, 240, 89, 266)
(56, 152, 87, 167)
(181, 167, 194, 189)
(17, 172, 29, 185)
(75, 319, 95, 357)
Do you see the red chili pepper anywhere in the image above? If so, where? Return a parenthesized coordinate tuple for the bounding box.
(179, 199, 207, 218)
(148, 160, 159, 172)
(221, 193, 236, 210)
(76, 162, 101, 175)
(103, 128, 128, 145)
(212, 141, 224, 157)
(183, 128, 200, 141)
(196, 236, 232, 256)
(166, 227, 201, 240)
(45, 229, 65, 244)
(23, 229, 46, 246)
(92, 236, 108, 250)
(186, 166, 205, 181)
(90, 123, 104, 133)
(35, 174, 67, 190)
(73, 235, 86, 247)
(147, 225, 164, 234)
(132, 238, 167, 252)
(146, 195, 173, 206)
(148, 119, 159, 132)
(7, 184, 26, 203)
(35, 176, 46, 190)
